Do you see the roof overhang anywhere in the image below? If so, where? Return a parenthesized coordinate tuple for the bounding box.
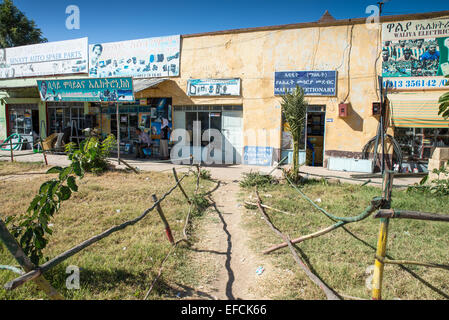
(133, 78, 169, 93)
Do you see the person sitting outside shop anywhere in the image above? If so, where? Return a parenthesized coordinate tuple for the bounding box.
(135, 128, 152, 159)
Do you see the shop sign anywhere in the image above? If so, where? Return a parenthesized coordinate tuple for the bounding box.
(89, 35, 180, 78)
(37, 77, 134, 102)
(274, 71, 337, 96)
(187, 79, 241, 96)
(0, 37, 88, 79)
(243, 146, 273, 166)
(382, 18, 449, 89)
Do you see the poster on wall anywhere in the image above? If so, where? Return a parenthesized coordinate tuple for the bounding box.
(243, 146, 273, 166)
(0, 37, 88, 79)
(89, 35, 180, 78)
(187, 79, 241, 96)
(274, 71, 337, 96)
(382, 18, 449, 89)
(37, 77, 134, 102)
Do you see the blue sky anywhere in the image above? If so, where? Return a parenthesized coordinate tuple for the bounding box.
(9, 0, 449, 43)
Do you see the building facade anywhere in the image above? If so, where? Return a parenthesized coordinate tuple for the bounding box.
(1, 10, 448, 169)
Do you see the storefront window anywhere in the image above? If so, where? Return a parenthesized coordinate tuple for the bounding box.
(48, 102, 85, 137)
(185, 111, 222, 146)
(8, 104, 39, 137)
(395, 127, 449, 161)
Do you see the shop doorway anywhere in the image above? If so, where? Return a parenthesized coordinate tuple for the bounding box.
(47, 102, 85, 141)
(7, 104, 39, 149)
(174, 105, 243, 164)
(281, 105, 326, 167)
(306, 106, 326, 167)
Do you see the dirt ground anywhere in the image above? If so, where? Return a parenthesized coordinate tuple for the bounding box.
(187, 180, 278, 300)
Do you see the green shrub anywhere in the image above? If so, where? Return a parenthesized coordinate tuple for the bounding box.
(191, 193, 209, 217)
(407, 160, 449, 196)
(240, 171, 276, 188)
(66, 134, 116, 175)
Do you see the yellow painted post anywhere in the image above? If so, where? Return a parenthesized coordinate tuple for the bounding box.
(372, 217, 389, 299)
(372, 170, 393, 300)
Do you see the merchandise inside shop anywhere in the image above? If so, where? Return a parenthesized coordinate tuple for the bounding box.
(6, 103, 39, 150)
(96, 97, 172, 158)
(394, 127, 449, 171)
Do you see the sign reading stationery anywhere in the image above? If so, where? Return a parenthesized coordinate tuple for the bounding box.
(274, 71, 337, 96)
(89, 35, 180, 78)
(187, 78, 241, 96)
(37, 78, 134, 102)
(0, 37, 88, 79)
(382, 18, 449, 90)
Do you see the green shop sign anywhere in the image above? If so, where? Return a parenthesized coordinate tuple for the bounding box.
(37, 77, 134, 102)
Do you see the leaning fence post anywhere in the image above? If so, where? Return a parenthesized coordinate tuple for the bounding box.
(0, 219, 64, 300)
(40, 141, 48, 166)
(372, 170, 394, 300)
(152, 194, 175, 245)
(9, 139, 14, 162)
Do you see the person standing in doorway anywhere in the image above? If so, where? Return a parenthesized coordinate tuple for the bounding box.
(160, 119, 171, 160)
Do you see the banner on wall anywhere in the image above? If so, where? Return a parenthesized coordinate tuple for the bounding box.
(187, 78, 241, 96)
(0, 38, 88, 79)
(274, 71, 337, 96)
(382, 18, 449, 89)
(89, 35, 180, 78)
(37, 77, 134, 102)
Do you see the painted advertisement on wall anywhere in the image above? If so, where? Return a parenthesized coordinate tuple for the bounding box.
(89, 35, 180, 78)
(382, 18, 449, 89)
(274, 71, 337, 96)
(187, 78, 241, 96)
(0, 38, 88, 79)
(37, 77, 134, 102)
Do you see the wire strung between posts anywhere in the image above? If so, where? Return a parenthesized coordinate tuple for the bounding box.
(4, 169, 192, 291)
(281, 168, 383, 223)
(255, 189, 341, 300)
(0, 265, 24, 275)
(143, 165, 203, 300)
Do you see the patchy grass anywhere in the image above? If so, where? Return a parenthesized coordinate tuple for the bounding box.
(240, 179, 449, 300)
(0, 165, 213, 300)
(0, 160, 48, 176)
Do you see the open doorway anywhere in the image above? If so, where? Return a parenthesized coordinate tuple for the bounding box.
(306, 106, 326, 167)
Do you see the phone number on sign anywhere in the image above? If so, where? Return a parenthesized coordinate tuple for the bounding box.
(383, 78, 448, 89)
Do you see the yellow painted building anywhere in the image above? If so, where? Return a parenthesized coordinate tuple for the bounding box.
(1, 10, 449, 169)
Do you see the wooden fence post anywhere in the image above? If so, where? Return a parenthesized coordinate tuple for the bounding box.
(40, 141, 48, 166)
(372, 170, 394, 300)
(152, 194, 175, 245)
(0, 219, 64, 300)
(9, 139, 13, 162)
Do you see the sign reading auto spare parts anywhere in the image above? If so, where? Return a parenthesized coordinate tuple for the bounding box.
(274, 71, 337, 96)
(382, 18, 449, 90)
(37, 78, 134, 102)
(0, 38, 88, 79)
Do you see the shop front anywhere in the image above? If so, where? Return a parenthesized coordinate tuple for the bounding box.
(389, 92, 449, 172)
(96, 97, 173, 158)
(173, 105, 243, 164)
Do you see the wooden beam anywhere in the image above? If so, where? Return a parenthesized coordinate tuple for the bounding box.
(0, 219, 64, 299)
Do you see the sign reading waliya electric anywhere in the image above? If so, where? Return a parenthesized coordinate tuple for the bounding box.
(89, 35, 180, 78)
(37, 78, 134, 102)
(382, 18, 449, 90)
(274, 71, 337, 96)
(187, 79, 241, 96)
(0, 38, 88, 79)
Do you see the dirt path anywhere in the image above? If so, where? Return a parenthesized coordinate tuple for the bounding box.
(189, 179, 276, 300)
